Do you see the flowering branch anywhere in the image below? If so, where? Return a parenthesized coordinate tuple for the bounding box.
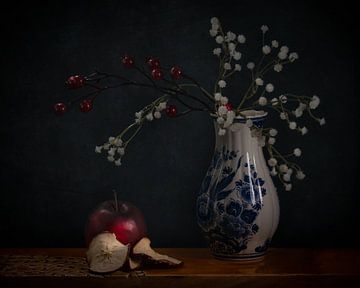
(54, 17, 325, 191)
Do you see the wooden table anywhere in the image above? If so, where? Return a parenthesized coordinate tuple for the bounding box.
(1, 248, 359, 287)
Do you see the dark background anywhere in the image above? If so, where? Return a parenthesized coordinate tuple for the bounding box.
(0, 0, 358, 248)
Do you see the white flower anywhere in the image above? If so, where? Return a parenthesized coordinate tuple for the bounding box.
(218, 80, 227, 88)
(301, 126, 308, 135)
(220, 96, 228, 104)
(298, 102, 307, 111)
(107, 155, 115, 162)
(294, 148, 302, 157)
(279, 95, 287, 103)
(135, 111, 142, 119)
(246, 119, 253, 127)
(103, 143, 110, 150)
(296, 170, 306, 180)
(228, 43, 236, 53)
(247, 62, 255, 70)
(146, 113, 154, 121)
(114, 159, 122, 166)
(283, 173, 291, 182)
(271, 40, 279, 48)
(215, 35, 224, 44)
(278, 51, 288, 60)
(268, 158, 277, 167)
(265, 83, 274, 93)
(214, 93, 222, 101)
(95, 146, 102, 153)
(226, 31, 236, 41)
(287, 168, 293, 175)
(114, 138, 123, 147)
(274, 63, 283, 72)
(213, 48, 221, 56)
(234, 64, 242, 71)
(289, 121, 297, 130)
(154, 111, 161, 119)
(280, 112, 287, 120)
(135, 117, 141, 124)
(108, 147, 116, 156)
(224, 111, 235, 128)
(284, 183, 292, 191)
(218, 105, 228, 116)
(293, 108, 303, 118)
(279, 164, 288, 173)
(270, 167, 278, 176)
(255, 78, 264, 86)
(289, 52, 299, 62)
(218, 128, 226, 136)
(108, 136, 115, 144)
(117, 147, 125, 155)
(319, 118, 326, 125)
(237, 34, 246, 43)
(269, 128, 278, 137)
(158, 102, 167, 110)
(271, 98, 279, 106)
(280, 46, 289, 53)
(212, 23, 219, 31)
(268, 137, 276, 145)
(258, 96, 267, 106)
(209, 29, 217, 37)
(210, 17, 219, 25)
(262, 45, 271, 54)
(233, 51, 242, 60)
(224, 62, 232, 70)
(309, 95, 320, 109)
(217, 117, 225, 124)
(261, 25, 269, 33)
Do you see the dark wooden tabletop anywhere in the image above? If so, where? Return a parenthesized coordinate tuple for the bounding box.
(1, 248, 359, 287)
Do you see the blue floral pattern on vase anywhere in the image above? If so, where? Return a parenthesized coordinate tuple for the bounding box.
(196, 147, 267, 257)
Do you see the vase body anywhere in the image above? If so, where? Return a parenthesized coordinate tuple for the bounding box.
(196, 111, 280, 260)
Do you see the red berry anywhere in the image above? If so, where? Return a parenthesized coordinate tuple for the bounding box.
(147, 57, 160, 69)
(165, 105, 177, 117)
(80, 99, 93, 113)
(151, 68, 163, 80)
(121, 54, 135, 68)
(54, 102, 67, 116)
(66, 75, 85, 89)
(170, 66, 183, 80)
(225, 103, 233, 111)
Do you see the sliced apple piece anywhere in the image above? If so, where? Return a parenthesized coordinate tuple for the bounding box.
(86, 232, 129, 273)
(132, 237, 182, 266)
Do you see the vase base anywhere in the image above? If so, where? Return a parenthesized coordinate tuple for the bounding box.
(212, 252, 266, 262)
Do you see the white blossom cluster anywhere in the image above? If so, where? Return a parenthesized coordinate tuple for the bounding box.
(266, 143, 306, 191)
(270, 93, 325, 135)
(210, 17, 245, 84)
(214, 93, 235, 136)
(95, 136, 125, 166)
(135, 101, 167, 123)
(95, 100, 168, 166)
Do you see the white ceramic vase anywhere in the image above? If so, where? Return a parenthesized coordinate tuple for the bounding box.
(196, 110, 280, 260)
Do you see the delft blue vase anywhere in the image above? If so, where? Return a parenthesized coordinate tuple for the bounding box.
(196, 110, 280, 260)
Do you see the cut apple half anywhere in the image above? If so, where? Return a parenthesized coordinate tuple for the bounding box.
(86, 232, 129, 273)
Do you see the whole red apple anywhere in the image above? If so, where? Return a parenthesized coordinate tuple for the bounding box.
(85, 200, 147, 247)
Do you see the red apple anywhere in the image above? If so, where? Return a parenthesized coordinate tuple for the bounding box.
(85, 200, 147, 247)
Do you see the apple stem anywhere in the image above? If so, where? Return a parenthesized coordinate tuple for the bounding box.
(113, 190, 119, 212)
